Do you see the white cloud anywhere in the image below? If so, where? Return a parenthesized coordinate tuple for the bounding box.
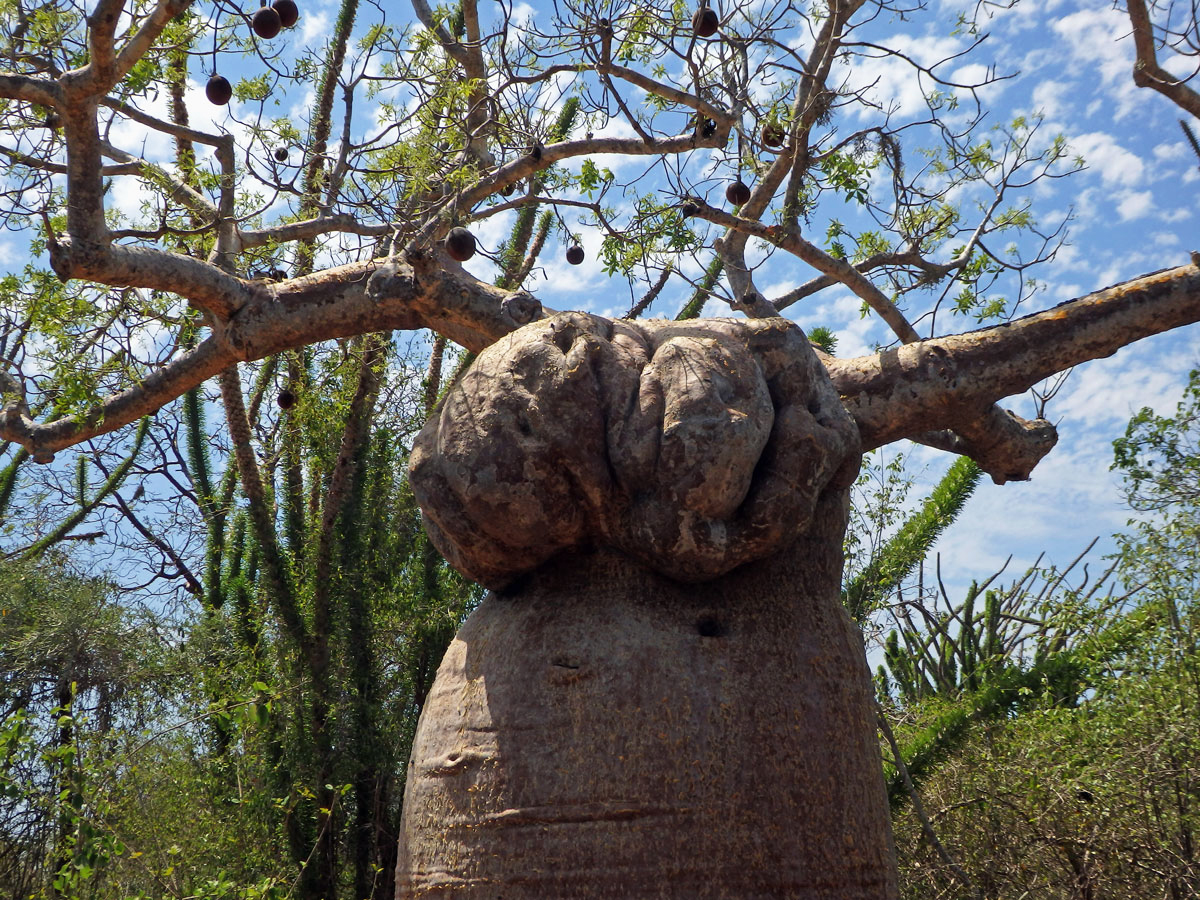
(1068, 132, 1145, 186)
(1153, 140, 1189, 162)
(1159, 207, 1193, 223)
(299, 11, 330, 47)
(1050, 7, 1141, 119)
(1031, 79, 1072, 121)
(1116, 189, 1153, 221)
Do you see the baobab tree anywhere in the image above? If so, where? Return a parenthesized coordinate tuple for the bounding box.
(0, 0, 1197, 897)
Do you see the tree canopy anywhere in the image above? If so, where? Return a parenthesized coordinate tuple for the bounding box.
(0, 0, 1197, 486)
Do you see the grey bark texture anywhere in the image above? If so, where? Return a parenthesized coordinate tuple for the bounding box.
(401, 314, 898, 897)
(396, 544, 897, 899)
(410, 313, 860, 588)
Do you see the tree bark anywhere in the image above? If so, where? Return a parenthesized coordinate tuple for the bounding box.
(398, 312, 895, 894)
(397, 534, 896, 898)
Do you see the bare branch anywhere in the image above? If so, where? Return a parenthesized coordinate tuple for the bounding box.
(0, 71, 60, 106)
(831, 262, 1200, 463)
(101, 97, 228, 148)
(241, 214, 390, 249)
(1127, 0, 1200, 118)
(700, 202, 922, 342)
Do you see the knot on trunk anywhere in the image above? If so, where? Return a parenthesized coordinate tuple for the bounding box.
(410, 313, 861, 588)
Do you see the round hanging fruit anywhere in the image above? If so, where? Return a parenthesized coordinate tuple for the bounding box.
(726, 180, 751, 206)
(692, 7, 719, 38)
(272, 0, 299, 28)
(566, 245, 585, 265)
(206, 74, 232, 105)
(252, 4, 282, 38)
(445, 227, 477, 262)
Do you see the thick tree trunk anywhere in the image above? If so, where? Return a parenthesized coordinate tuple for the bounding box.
(396, 499, 897, 897)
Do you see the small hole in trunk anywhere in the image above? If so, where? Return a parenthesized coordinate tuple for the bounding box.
(696, 615, 724, 638)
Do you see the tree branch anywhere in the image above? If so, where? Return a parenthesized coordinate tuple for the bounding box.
(700, 203, 922, 342)
(831, 262, 1200, 466)
(7, 250, 1198, 482)
(1127, 0, 1200, 118)
(0, 71, 60, 106)
(240, 214, 389, 249)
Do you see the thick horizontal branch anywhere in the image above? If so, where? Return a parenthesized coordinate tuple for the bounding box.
(831, 262, 1200, 454)
(2, 253, 541, 456)
(2, 339, 232, 461)
(50, 240, 254, 319)
(8, 258, 1199, 476)
(0, 71, 60, 106)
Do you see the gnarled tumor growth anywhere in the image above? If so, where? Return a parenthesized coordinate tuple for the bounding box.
(409, 312, 861, 588)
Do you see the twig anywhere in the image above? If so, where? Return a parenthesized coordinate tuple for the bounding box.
(876, 701, 981, 899)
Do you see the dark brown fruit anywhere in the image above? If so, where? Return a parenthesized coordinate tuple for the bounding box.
(692, 7, 719, 38)
(274, 146, 289, 162)
(445, 227, 477, 262)
(762, 123, 785, 148)
(44, 113, 61, 130)
(726, 180, 751, 206)
(252, 5, 282, 39)
(272, 0, 299, 28)
(566, 245, 585, 265)
(277, 389, 296, 410)
(206, 74, 233, 105)
(500, 182, 516, 196)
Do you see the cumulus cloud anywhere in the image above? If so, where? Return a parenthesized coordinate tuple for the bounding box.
(1116, 189, 1154, 221)
(1068, 131, 1145, 186)
(1050, 7, 1142, 119)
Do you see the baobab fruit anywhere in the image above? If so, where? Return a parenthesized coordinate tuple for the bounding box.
(726, 180, 751, 206)
(274, 146, 289, 162)
(206, 74, 233, 105)
(762, 123, 785, 148)
(692, 6, 719, 37)
(277, 389, 296, 410)
(500, 182, 516, 196)
(445, 227, 477, 262)
(44, 113, 61, 130)
(272, 0, 299, 28)
(251, 4, 282, 39)
(566, 245, 585, 265)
